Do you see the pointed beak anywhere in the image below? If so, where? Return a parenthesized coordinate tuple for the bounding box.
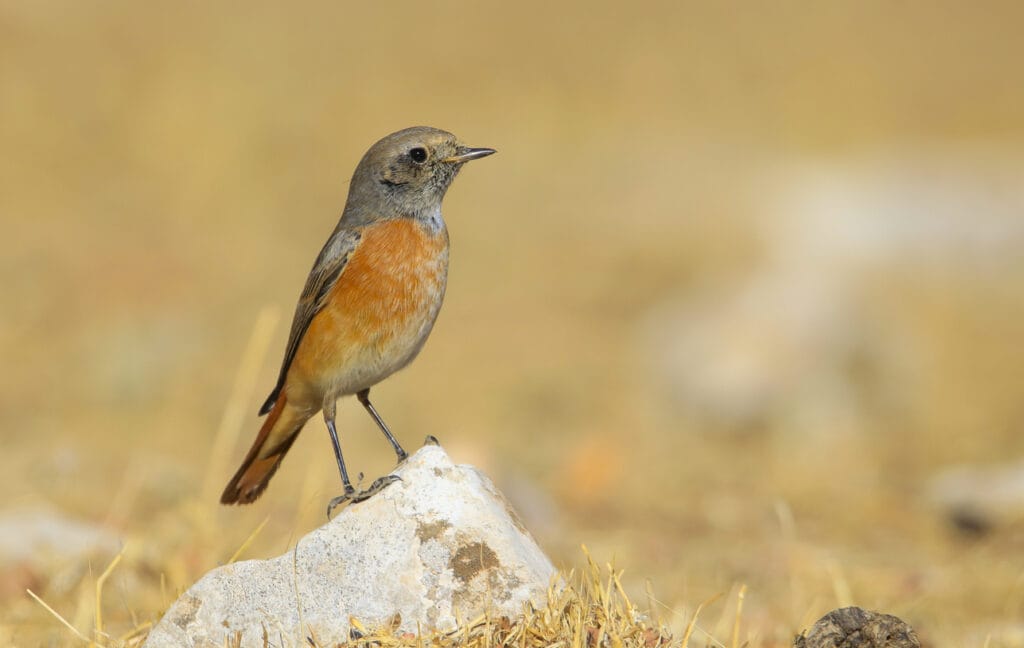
(443, 146, 497, 164)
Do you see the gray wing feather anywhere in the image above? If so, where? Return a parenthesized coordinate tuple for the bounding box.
(258, 228, 362, 415)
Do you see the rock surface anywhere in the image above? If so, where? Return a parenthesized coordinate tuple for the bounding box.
(794, 607, 919, 648)
(144, 444, 555, 648)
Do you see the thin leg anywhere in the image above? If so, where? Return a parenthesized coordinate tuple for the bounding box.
(325, 419, 355, 493)
(325, 396, 401, 518)
(324, 401, 355, 518)
(357, 388, 408, 463)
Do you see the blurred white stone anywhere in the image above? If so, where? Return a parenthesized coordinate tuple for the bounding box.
(762, 153, 1024, 273)
(928, 460, 1024, 530)
(0, 507, 120, 566)
(0, 508, 122, 597)
(144, 445, 555, 648)
(645, 150, 1024, 431)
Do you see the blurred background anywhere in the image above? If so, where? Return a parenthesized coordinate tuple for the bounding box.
(3, 2, 1024, 646)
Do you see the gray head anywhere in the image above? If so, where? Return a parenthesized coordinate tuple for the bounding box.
(342, 126, 495, 222)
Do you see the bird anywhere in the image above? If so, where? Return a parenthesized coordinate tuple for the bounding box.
(220, 126, 495, 514)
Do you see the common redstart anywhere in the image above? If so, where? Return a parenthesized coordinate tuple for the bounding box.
(220, 126, 495, 514)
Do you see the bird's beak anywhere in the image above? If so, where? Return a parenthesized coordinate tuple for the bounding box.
(443, 147, 497, 164)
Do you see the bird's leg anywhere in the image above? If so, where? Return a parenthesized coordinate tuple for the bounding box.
(324, 398, 356, 517)
(325, 395, 401, 518)
(357, 388, 408, 463)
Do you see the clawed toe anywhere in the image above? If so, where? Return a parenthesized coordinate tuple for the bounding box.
(326, 490, 353, 518)
(326, 474, 402, 518)
(352, 474, 401, 502)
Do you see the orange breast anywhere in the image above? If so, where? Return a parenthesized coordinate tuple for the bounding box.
(288, 217, 449, 402)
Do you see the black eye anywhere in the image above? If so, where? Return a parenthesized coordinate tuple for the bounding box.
(409, 147, 428, 164)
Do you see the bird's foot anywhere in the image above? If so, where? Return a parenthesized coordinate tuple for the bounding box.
(326, 474, 401, 518)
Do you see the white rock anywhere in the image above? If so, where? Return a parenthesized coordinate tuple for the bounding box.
(0, 508, 120, 565)
(645, 150, 1024, 433)
(144, 445, 555, 648)
(928, 460, 1024, 529)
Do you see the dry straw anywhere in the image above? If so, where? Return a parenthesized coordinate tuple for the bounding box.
(106, 546, 679, 648)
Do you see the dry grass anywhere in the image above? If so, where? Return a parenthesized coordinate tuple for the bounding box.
(24, 548, 692, 648)
(308, 551, 678, 648)
(3, 3, 1024, 647)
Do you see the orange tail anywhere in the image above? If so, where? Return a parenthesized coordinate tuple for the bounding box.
(220, 394, 312, 505)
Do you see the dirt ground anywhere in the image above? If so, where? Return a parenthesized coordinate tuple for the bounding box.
(3, 3, 1024, 646)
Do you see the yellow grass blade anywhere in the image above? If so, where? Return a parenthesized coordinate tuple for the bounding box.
(27, 588, 90, 643)
(731, 584, 746, 648)
(93, 544, 128, 646)
(228, 515, 270, 564)
(202, 305, 279, 505)
(682, 593, 722, 648)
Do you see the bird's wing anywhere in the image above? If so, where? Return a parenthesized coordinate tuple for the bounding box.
(258, 227, 362, 415)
